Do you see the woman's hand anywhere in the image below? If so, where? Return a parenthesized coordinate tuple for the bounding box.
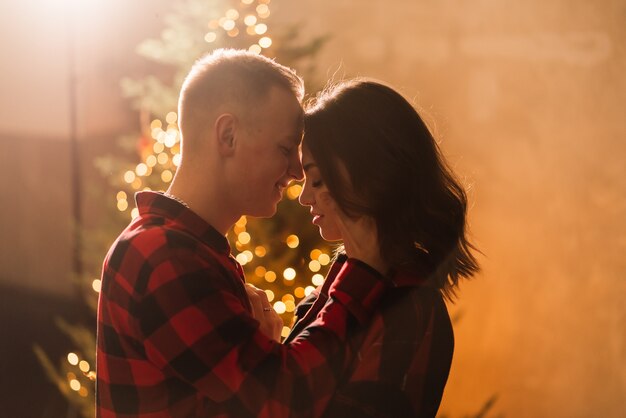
(320, 192, 388, 275)
(245, 283, 283, 342)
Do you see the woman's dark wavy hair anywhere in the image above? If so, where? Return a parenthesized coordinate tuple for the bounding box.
(304, 79, 479, 300)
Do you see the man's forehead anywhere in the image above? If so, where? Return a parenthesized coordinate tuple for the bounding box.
(287, 118, 304, 145)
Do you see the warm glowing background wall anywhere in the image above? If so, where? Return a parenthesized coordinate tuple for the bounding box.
(0, 0, 624, 416)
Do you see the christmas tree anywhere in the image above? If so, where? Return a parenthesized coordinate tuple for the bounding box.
(35, 1, 329, 416)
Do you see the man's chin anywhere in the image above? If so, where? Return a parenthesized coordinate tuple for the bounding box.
(248, 203, 279, 219)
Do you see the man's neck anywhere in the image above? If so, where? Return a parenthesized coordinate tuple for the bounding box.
(166, 169, 237, 236)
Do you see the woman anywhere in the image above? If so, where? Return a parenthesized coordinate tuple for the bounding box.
(286, 79, 480, 417)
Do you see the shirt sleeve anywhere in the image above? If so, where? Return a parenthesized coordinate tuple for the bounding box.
(135, 230, 389, 418)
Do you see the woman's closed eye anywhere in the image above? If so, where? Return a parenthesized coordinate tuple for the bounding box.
(311, 179, 323, 188)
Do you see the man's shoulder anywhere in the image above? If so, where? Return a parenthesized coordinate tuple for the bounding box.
(105, 218, 223, 271)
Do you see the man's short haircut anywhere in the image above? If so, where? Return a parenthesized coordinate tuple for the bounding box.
(178, 49, 304, 144)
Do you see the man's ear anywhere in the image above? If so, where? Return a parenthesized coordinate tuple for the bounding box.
(214, 113, 237, 157)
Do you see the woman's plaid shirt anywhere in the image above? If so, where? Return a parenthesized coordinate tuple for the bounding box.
(287, 256, 454, 418)
(96, 191, 389, 418)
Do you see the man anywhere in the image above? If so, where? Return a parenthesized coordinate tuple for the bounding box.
(96, 49, 390, 417)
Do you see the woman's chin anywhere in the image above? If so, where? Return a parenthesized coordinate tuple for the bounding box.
(319, 228, 342, 242)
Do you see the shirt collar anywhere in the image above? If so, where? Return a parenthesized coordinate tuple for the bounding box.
(134, 191, 231, 255)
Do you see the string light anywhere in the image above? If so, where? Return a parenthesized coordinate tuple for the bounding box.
(161, 170, 173, 183)
(165, 112, 177, 124)
(265, 271, 277, 282)
(256, 4, 270, 18)
(238, 231, 251, 244)
(286, 184, 301, 199)
(92, 279, 101, 293)
(153, 142, 165, 154)
(304, 286, 316, 296)
(249, 44, 262, 54)
(281, 326, 291, 338)
(286, 234, 299, 248)
(236, 253, 249, 265)
(318, 253, 331, 265)
(312, 274, 324, 286)
(69, 379, 81, 391)
(259, 36, 272, 48)
(157, 152, 169, 165)
(222, 19, 236, 31)
(255, 23, 268, 35)
(273, 301, 286, 314)
(225, 9, 239, 20)
(117, 199, 128, 212)
(205, 32, 217, 43)
(146, 155, 157, 167)
(254, 246, 267, 257)
(164, 132, 177, 148)
(265, 289, 275, 302)
(67, 353, 79, 366)
(308, 260, 321, 272)
(79, 361, 90, 373)
(244, 15, 257, 26)
(135, 163, 148, 176)
(254, 266, 266, 277)
(294, 287, 305, 298)
(310, 249, 322, 260)
(123, 170, 135, 184)
(156, 131, 167, 143)
(283, 268, 296, 281)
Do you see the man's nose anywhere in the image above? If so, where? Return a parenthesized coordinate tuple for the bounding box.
(289, 154, 304, 181)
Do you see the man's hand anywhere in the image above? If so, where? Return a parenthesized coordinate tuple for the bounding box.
(245, 283, 283, 342)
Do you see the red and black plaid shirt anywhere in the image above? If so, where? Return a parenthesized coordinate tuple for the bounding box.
(286, 255, 454, 418)
(96, 191, 389, 418)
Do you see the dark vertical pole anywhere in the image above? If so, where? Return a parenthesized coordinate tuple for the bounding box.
(68, 9, 82, 281)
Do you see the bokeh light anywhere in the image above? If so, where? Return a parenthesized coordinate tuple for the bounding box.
(238, 232, 251, 244)
(312, 274, 324, 286)
(283, 268, 296, 281)
(286, 234, 299, 248)
(265, 271, 277, 282)
(273, 301, 286, 314)
(259, 36, 272, 48)
(67, 353, 79, 366)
